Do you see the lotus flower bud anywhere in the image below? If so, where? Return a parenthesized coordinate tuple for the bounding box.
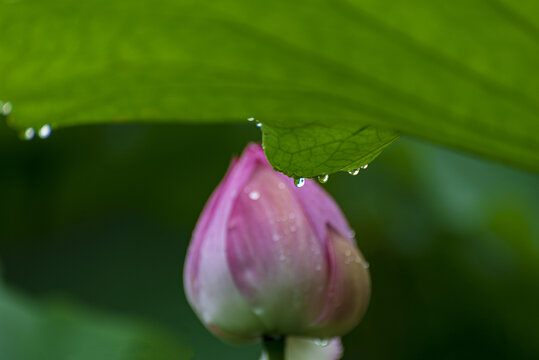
(184, 144, 370, 354)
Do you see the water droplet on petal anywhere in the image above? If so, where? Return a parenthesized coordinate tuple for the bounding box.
(316, 264, 322, 271)
(355, 256, 362, 264)
(24, 127, 35, 140)
(315, 339, 329, 347)
(348, 168, 360, 176)
(294, 178, 305, 188)
(272, 234, 280, 242)
(278, 182, 286, 190)
(364, 262, 370, 269)
(256, 122, 263, 128)
(1, 102, 13, 116)
(248, 191, 261, 200)
(361, 164, 369, 169)
(38, 124, 51, 139)
(317, 174, 329, 183)
(202, 311, 212, 323)
(247, 117, 255, 122)
(349, 230, 356, 238)
(345, 249, 351, 256)
(288, 213, 295, 220)
(253, 307, 264, 315)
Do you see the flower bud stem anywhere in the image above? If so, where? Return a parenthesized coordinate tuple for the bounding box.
(262, 336, 286, 360)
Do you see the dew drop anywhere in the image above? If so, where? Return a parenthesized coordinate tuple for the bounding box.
(1, 101, 13, 116)
(361, 164, 369, 169)
(315, 339, 329, 347)
(316, 264, 322, 271)
(345, 249, 352, 256)
(247, 117, 255, 122)
(38, 124, 51, 139)
(294, 177, 305, 188)
(349, 230, 356, 238)
(202, 311, 212, 323)
(348, 168, 360, 176)
(272, 234, 281, 242)
(248, 191, 261, 200)
(278, 182, 286, 190)
(253, 307, 264, 316)
(256, 122, 263, 128)
(24, 127, 35, 140)
(355, 256, 362, 264)
(288, 213, 295, 220)
(317, 174, 329, 183)
(364, 262, 370, 269)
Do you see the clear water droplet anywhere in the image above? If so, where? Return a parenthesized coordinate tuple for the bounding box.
(288, 213, 295, 220)
(247, 117, 255, 122)
(294, 178, 305, 188)
(355, 256, 362, 264)
(315, 339, 329, 347)
(317, 174, 329, 183)
(202, 311, 212, 323)
(272, 234, 280, 242)
(256, 122, 263, 128)
(349, 230, 356, 238)
(361, 164, 369, 169)
(345, 249, 351, 256)
(364, 262, 370, 269)
(248, 191, 260, 200)
(1, 101, 13, 116)
(316, 264, 322, 271)
(348, 168, 360, 176)
(38, 124, 51, 139)
(253, 307, 264, 315)
(278, 182, 286, 190)
(24, 127, 35, 140)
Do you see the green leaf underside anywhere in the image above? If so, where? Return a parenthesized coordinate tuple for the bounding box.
(1, 0, 538, 175)
(263, 123, 399, 178)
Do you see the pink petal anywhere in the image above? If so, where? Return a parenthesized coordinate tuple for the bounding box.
(184, 144, 268, 340)
(226, 163, 329, 334)
(315, 225, 371, 336)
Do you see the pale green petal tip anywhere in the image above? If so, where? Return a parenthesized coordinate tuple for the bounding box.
(260, 337, 342, 360)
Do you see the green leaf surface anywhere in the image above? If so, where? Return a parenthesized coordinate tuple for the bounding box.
(1, 0, 538, 175)
(0, 284, 192, 360)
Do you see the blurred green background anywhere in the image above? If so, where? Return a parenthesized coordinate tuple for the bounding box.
(0, 121, 538, 359)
